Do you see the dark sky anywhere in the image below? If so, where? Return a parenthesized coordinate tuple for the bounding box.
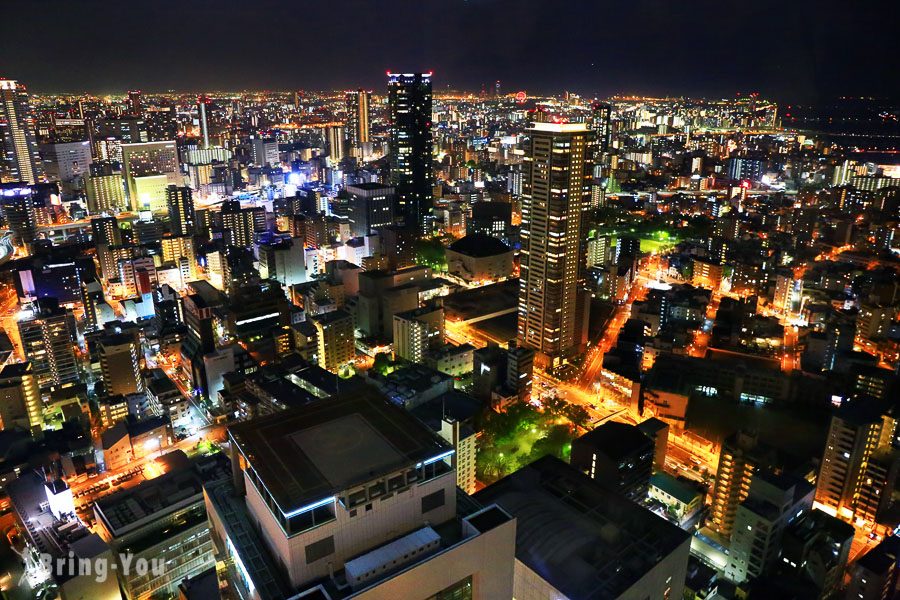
(2, 0, 897, 102)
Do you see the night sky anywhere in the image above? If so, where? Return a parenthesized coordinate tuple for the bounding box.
(2, 0, 897, 102)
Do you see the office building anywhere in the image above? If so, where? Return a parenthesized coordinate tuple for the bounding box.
(346, 89, 372, 148)
(39, 140, 92, 196)
(17, 298, 79, 389)
(0, 362, 42, 433)
(469, 201, 512, 242)
(99, 331, 144, 397)
(127, 89, 143, 115)
(393, 304, 445, 363)
(517, 122, 590, 365)
(310, 309, 354, 373)
(258, 237, 306, 287)
(205, 389, 516, 599)
(475, 456, 690, 600)
(0, 79, 42, 184)
(85, 161, 128, 213)
(346, 183, 395, 237)
(570, 421, 654, 501)
(326, 125, 345, 161)
(167, 185, 195, 236)
(1, 185, 38, 248)
(221, 199, 265, 248)
(388, 72, 433, 234)
(250, 136, 279, 167)
(121, 141, 180, 212)
(93, 462, 216, 600)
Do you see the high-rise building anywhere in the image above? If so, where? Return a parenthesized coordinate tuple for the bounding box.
(121, 141, 180, 212)
(388, 72, 433, 234)
(17, 298, 79, 389)
(725, 471, 814, 584)
(326, 125, 345, 162)
(127, 89, 143, 116)
(814, 401, 896, 522)
(257, 237, 306, 287)
(345, 89, 371, 147)
(91, 215, 122, 247)
(588, 101, 612, 163)
(0, 362, 42, 433)
(346, 183, 396, 237)
(99, 331, 144, 397)
(1, 185, 38, 248)
(516, 122, 590, 364)
(206, 389, 516, 599)
(166, 185, 195, 236)
(708, 431, 781, 539)
(220, 199, 265, 248)
(0, 79, 42, 185)
(85, 161, 127, 213)
(197, 95, 210, 149)
(250, 135, 279, 167)
(310, 309, 354, 373)
(39, 140, 92, 196)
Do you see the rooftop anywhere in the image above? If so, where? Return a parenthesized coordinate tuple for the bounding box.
(229, 388, 451, 515)
(94, 465, 203, 537)
(574, 421, 652, 460)
(448, 233, 511, 258)
(474, 456, 689, 600)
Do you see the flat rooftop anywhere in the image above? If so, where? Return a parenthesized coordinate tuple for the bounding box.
(230, 388, 451, 515)
(94, 465, 203, 536)
(474, 456, 690, 600)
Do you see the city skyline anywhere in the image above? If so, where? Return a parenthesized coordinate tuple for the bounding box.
(1, 0, 897, 102)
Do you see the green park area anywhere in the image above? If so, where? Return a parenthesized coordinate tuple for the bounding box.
(475, 398, 590, 485)
(607, 229, 680, 255)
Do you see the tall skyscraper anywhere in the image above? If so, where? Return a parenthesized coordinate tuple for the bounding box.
(166, 185, 195, 236)
(17, 298, 79, 390)
(516, 122, 590, 364)
(0, 79, 42, 185)
(99, 331, 144, 396)
(345, 89, 371, 147)
(388, 72, 433, 234)
(127, 90, 143, 116)
(197, 95, 210, 149)
(588, 101, 612, 162)
(325, 125, 345, 161)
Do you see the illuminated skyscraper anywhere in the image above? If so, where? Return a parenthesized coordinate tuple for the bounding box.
(345, 89, 371, 146)
(127, 90, 143, 116)
(166, 185, 195, 236)
(17, 298, 78, 390)
(517, 122, 590, 364)
(0, 79, 42, 185)
(198, 95, 210, 149)
(388, 72, 433, 234)
(326, 125, 345, 161)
